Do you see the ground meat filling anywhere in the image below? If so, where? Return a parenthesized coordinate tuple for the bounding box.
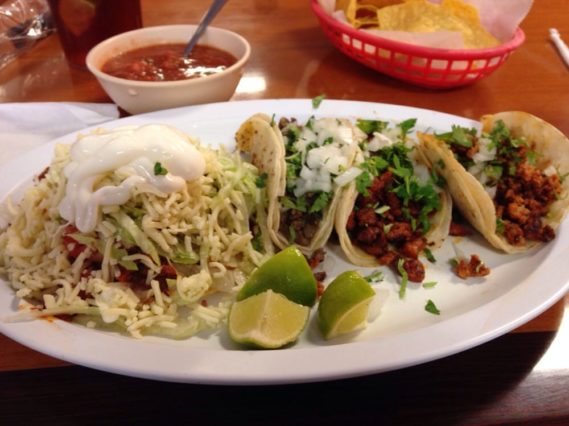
(307, 248, 326, 298)
(454, 255, 490, 279)
(495, 162, 560, 246)
(36, 166, 50, 181)
(449, 220, 472, 237)
(62, 224, 175, 294)
(278, 198, 322, 246)
(446, 127, 561, 247)
(348, 171, 429, 283)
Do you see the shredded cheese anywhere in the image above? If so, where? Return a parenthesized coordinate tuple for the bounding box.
(0, 129, 271, 339)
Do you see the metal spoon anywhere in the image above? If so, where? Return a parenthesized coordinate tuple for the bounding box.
(183, 0, 229, 58)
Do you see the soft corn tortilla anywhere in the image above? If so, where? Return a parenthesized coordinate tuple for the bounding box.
(235, 114, 351, 256)
(418, 112, 569, 253)
(335, 148, 452, 267)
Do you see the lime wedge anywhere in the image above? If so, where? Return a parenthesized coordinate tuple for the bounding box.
(318, 271, 376, 340)
(228, 290, 310, 349)
(237, 246, 317, 306)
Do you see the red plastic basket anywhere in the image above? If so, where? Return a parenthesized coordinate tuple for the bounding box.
(311, 0, 525, 89)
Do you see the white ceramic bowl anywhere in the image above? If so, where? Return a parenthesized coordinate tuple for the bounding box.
(86, 25, 251, 114)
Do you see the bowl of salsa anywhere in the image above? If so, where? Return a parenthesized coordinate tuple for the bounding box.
(86, 25, 251, 114)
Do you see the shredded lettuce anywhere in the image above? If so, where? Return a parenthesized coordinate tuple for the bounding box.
(113, 211, 159, 264)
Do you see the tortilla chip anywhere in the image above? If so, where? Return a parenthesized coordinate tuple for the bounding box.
(336, 0, 403, 13)
(376, 0, 500, 49)
(338, 0, 404, 28)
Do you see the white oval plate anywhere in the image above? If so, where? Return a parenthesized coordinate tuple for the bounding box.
(1, 99, 567, 385)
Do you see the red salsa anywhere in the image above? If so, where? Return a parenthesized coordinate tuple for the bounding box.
(101, 43, 238, 81)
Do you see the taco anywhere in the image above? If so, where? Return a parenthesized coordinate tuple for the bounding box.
(236, 113, 362, 256)
(418, 111, 569, 253)
(335, 118, 452, 283)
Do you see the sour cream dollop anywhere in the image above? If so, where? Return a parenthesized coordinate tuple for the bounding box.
(59, 124, 205, 233)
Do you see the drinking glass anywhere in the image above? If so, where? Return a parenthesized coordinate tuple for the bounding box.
(47, 0, 142, 67)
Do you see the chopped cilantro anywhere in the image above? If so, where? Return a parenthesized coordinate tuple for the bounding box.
(281, 196, 307, 212)
(424, 248, 436, 263)
(255, 172, 268, 188)
(398, 118, 417, 137)
(285, 152, 302, 189)
(510, 136, 526, 148)
(558, 168, 569, 183)
(526, 150, 538, 165)
(312, 94, 325, 109)
(288, 225, 297, 244)
(397, 258, 408, 299)
(323, 136, 334, 145)
(294, 196, 308, 213)
(423, 281, 437, 289)
(355, 171, 373, 196)
(425, 299, 441, 315)
(392, 171, 440, 233)
(252, 233, 263, 252)
(364, 270, 384, 284)
(356, 119, 388, 135)
(309, 192, 332, 213)
(430, 170, 446, 188)
(305, 115, 315, 130)
(489, 120, 510, 143)
(490, 120, 528, 168)
(303, 141, 319, 152)
(484, 165, 503, 180)
(449, 258, 459, 268)
(436, 159, 446, 169)
(358, 156, 389, 177)
(285, 124, 301, 144)
(409, 216, 417, 232)
(153, 162, 168, 176)
(450, 126, 474, 147)
(356, 142, 440, 233)
(390, 154, 413, 179)
(372, 156, 390, 172)
(437, 125, 474, 148)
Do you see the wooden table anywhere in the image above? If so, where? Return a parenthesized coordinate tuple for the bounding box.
(1, 0, 568, 424)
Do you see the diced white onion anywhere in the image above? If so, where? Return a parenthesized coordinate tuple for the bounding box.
(334, 167, 363, 187)
(367, 133, 394, 151)
(472, 136, 497, 164)
(543, 165, 557, 176)
(413, 162, 431, 185)
(291, 118, 362, 197)
(484, 185, 497, 199)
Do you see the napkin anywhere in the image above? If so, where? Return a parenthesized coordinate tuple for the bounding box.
(0, 102, 119, 167)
